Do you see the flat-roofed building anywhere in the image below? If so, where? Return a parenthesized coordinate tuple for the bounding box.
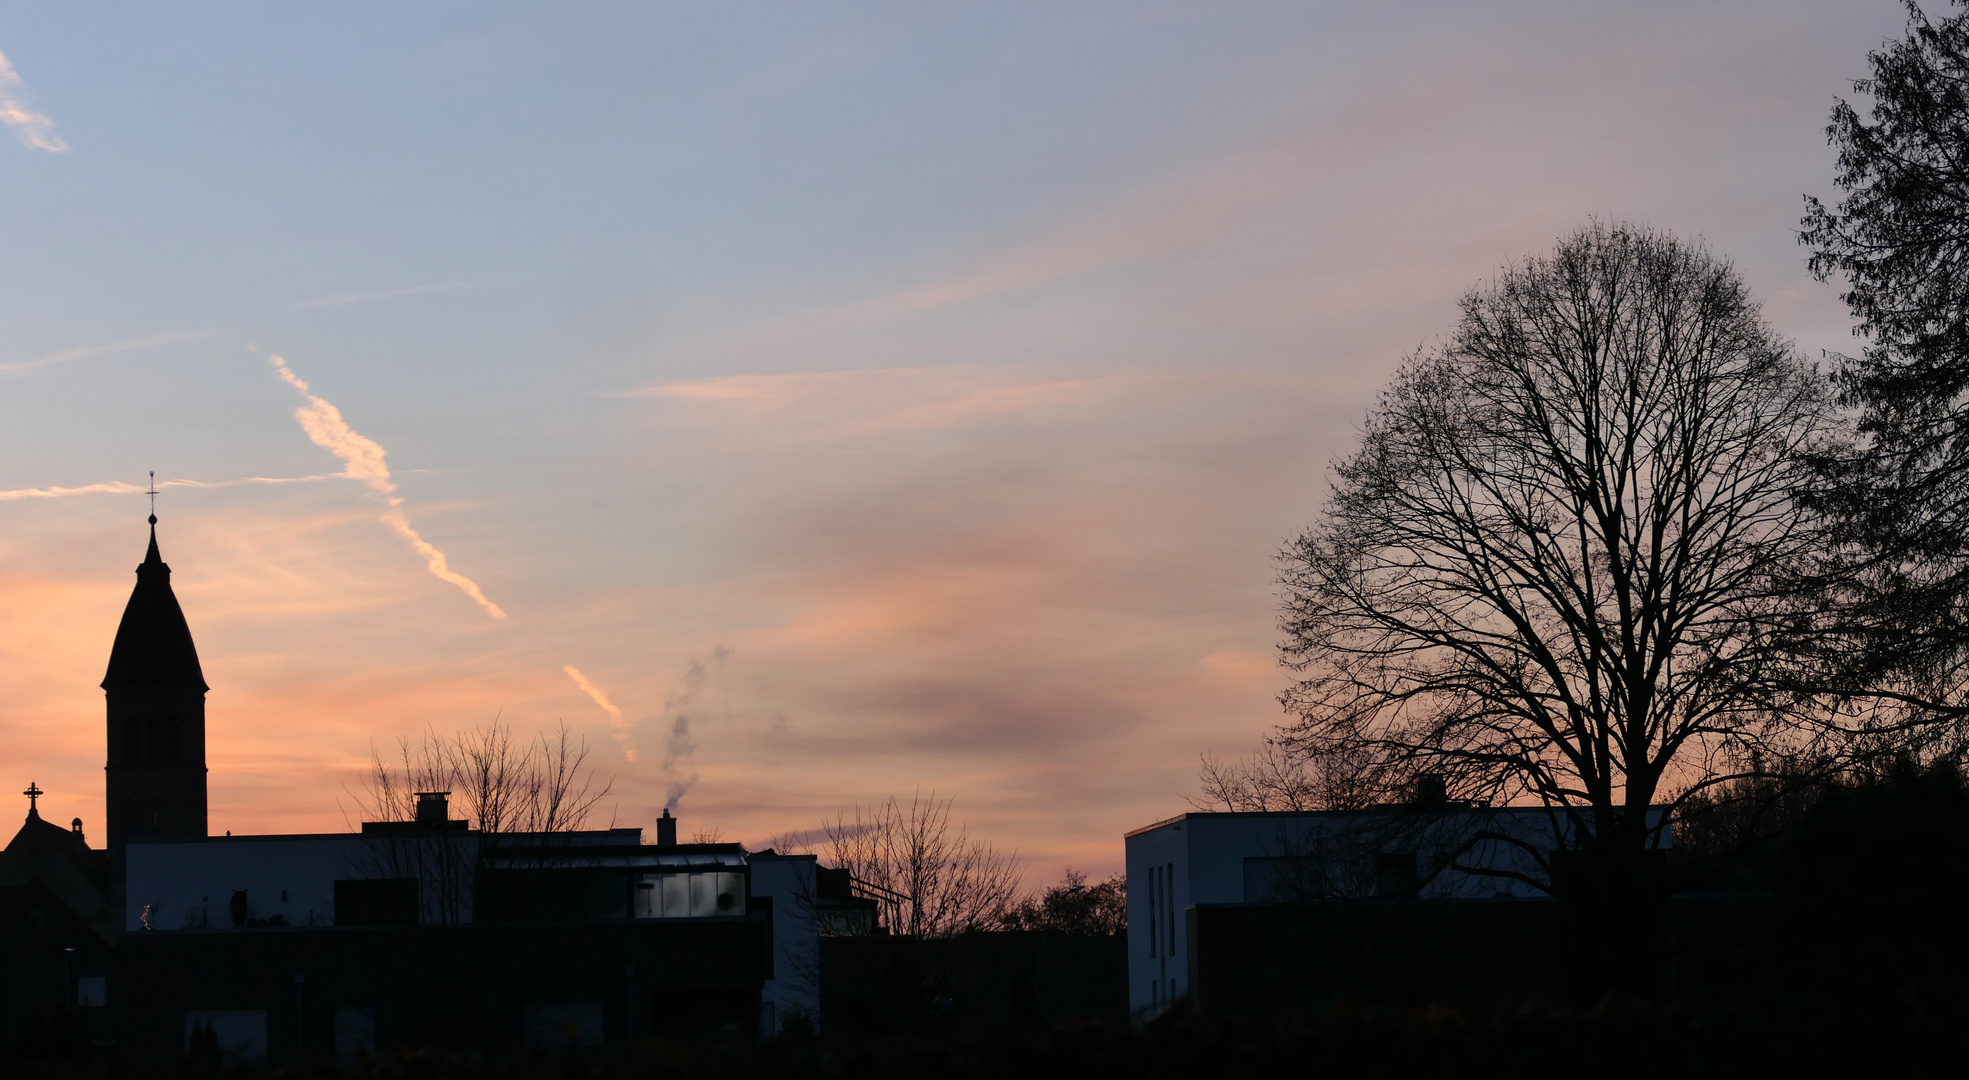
(1124, 800, 1671, 1019)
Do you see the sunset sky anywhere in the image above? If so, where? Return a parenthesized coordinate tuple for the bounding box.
(0, 1, 1903, 882)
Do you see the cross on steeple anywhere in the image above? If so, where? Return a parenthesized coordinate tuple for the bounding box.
(22, 782, 42, 813)
(146, 470, 159, 525)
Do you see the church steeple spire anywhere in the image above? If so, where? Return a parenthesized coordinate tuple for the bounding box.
(143, 471, 162, 567)
(102, 511, 207, 692)
(103, 505, 209, 856)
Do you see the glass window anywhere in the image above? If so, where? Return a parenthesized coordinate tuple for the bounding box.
(635, 871, 746, 918)
(334, 1007, 376, 1065)
(1374, 852, 1418, 898)
(185, 1010, 267, 1062)
(716, 871, 744, 914)
(688, 871, 717, 916)
(1166, 862, 1176, 953)
(1243, 856, 1326, 904)
(76, 976, 106, 1008)
(335, 879, 419, 926)
(660, 873, 688, 917)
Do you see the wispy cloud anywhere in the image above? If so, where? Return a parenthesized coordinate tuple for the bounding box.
(0, 473, 348, 502)
(286, 281, 473, 310)
(0, 47, 67, 153)
(268, 355, 507, 620)
(617, 366, 1136, 434)
(563, 664, 636, 761)
(0, 331, 214, 378)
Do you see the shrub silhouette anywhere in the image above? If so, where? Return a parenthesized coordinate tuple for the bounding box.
(1773, 761, 1969, 1013)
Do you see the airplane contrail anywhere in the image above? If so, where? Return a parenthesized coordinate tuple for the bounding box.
(0, 46, 67, 153)
(563, 664, 637, 761)
(0, 473, 347, 502)
(269, 355, 507, 620)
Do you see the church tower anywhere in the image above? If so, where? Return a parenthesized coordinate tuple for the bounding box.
(102, 514, 208, 855)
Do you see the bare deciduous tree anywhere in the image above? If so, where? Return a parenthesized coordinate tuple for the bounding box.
(1668, 749, 1823, 862)
(817, 790, 1022, 937)
(348, 719, 616, 921)
(1276, 223, 1857, 985)
(358, 718, 613, 837)
(1191, 739, 1381, 812)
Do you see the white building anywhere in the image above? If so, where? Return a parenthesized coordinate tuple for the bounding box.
(123, 802, 822, 1045)
(1124, 804, 1669, 1019)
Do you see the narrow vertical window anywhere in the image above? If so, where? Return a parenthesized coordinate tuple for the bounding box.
(1166, 862, 1176, 954)
(1147, 865, 1158, 958)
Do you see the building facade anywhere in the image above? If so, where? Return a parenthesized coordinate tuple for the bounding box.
(1123, 802, 1670, 1018)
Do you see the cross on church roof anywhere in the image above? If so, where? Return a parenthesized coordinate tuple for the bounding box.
(23, 782, 42, 812)
(146, 470, 159, 525)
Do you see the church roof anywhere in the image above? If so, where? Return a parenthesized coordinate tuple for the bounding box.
(0, 803, 110, 940)
(101, 517, 208, 691)
(0, 807, 93, 879)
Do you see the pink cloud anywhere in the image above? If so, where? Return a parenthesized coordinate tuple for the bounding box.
(621, 366, 1138, 436)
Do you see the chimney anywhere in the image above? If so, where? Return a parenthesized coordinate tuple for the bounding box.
(415, 791, 450, 826)
(657, 808, 677, 847)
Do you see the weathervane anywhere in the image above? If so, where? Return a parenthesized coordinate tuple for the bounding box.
(146, 470, 158, 524)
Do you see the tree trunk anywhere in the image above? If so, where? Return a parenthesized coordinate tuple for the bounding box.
(1550, 848, 1667, 1001)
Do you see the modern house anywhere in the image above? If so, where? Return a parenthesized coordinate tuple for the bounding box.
(118, 804, 821, 1057)
(1124, 793, 1672, 1018)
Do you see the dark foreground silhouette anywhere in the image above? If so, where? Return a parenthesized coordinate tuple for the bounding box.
(8, 996, 1967, 1080)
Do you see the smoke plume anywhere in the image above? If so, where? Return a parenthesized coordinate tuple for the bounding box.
(662, 716, 697, 811)
(656, 645, 729, 811)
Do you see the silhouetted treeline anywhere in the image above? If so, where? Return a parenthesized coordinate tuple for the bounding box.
(1770, 761, 1969, 1020)
(997, 868, 1124, 936)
